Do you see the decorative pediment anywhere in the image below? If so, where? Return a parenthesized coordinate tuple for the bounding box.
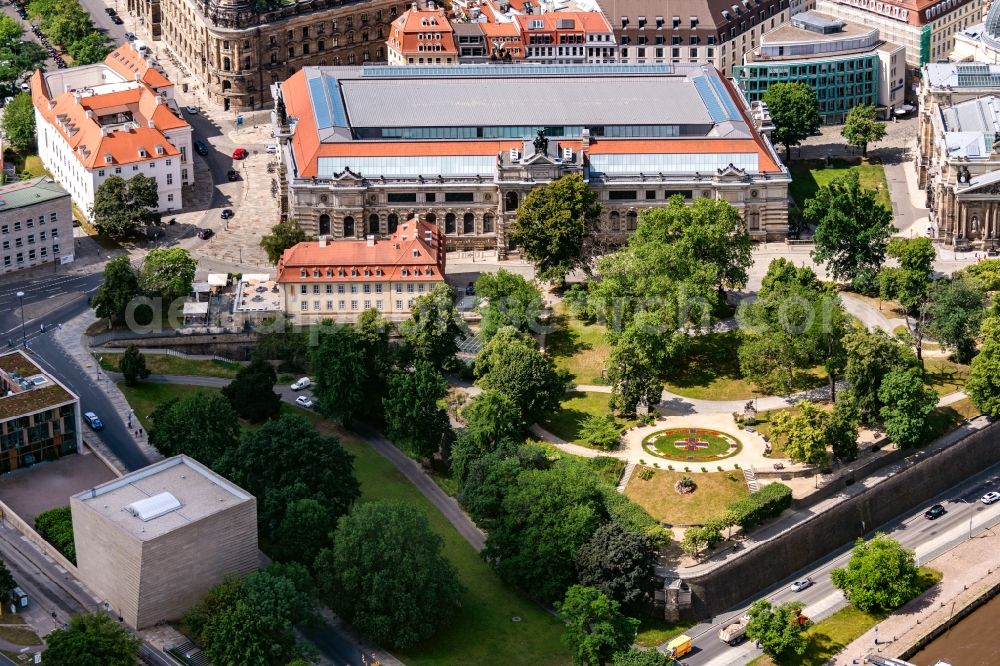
(521, 151, 560, 166)
(716, 163, 747, 179)
(959, 182, 1000, 196)
(333, 168, 362, 182)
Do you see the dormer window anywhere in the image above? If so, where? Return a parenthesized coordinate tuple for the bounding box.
(138, 148, 147, 158)
(338, 269, 346, 277)
(412, 249, 420, 257)
(690, 16, 699, 27)
(376, 268, 383, 276)
(621, 16, 629, 28)
(313, 269, 320, 277)
(104, 154, 113, 164)
(326, 268, 333, 277)
(656, 16, 664, 28)
(351, 268, 358, 277)
(638, 16, 646, 28)
(401, 268, 409, 276)
(364, 269, 370, 276)
(672, 16, 681, 28)
(300, 269, 307, 277)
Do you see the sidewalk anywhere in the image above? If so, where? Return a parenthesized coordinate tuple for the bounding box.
(833, 524, 1000, 664)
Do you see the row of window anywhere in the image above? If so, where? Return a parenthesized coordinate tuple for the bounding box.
(608, 190, 693, 201)
(2, 228, 58, 249)
(300, 298, 414, 312)
(297, 282, 429, 295)
(2, 244, 60, 267)
(0, 213, 57, 234)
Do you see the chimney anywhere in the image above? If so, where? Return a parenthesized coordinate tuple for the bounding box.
(319, 235, 328, 247)
(581, 128, 591, 148)
(366, 235, 376, 247)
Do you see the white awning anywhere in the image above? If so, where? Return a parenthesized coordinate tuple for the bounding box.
(207, 273, 228, 287)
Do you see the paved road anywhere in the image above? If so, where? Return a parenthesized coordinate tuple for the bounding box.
(683, 460, 1000, 666)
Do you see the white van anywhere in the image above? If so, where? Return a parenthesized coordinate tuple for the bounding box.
(290, 377, 311, 391)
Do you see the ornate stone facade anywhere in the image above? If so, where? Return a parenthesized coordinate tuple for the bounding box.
(133, 0, 400, 110)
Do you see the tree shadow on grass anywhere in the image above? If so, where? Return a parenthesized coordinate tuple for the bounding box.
(546, 313, 592, 361)
(664, 331, 745, 390)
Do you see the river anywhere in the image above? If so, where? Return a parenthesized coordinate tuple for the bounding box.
(910, 592, 1000, 665)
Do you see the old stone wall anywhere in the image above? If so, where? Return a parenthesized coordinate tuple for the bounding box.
(682, 422, 1000, 618)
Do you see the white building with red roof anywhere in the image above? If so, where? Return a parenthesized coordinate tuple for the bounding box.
(276, 218, 446, 323)
(31, 42, 193, 220)
(387, 5, 460, 65)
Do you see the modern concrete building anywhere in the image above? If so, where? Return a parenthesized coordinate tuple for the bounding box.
(735, 12, 906, 123)
(917, 61, 1000, 248)
(815, 0, 986, 74)
(147, 0, 402, 110)
(593, 0, 792, 75)
(70, 455, 258, 629)
(277, 218, 446, 323)
(272, 63, 791, 255)
(0, 350, 81, 475)
(31, 42, 193, 220)
(0, 177, 73, 274)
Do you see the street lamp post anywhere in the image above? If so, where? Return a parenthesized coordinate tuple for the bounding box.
(15, 292, 26, 348)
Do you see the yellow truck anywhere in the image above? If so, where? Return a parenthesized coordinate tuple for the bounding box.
(665, 634, 693, 659)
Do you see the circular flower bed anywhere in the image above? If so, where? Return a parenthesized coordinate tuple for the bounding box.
(642, 427, 742, 461)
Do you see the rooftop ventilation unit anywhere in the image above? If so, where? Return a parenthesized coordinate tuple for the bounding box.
(126, 492, 182, 522)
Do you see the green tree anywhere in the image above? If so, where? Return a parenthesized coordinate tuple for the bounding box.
(354, 308, 395, 418)
(745, 599, 808, 661)
(119, 345, 149, 387)
(67, 32, 111, 64)
(961, 258, 1000, 291)
(260, 219, 310, 264)
(222, 358, 281, 423)
(806, 170, 894, 284)
(0, 560, 14, 597)
(612, 649, 674, 666)
(315, 501, 462, 650)
(271, 497, 335, 566)
(474, 269, 545, 341)
(92, 255, 140, 325)
(42, 613, 140, 666)
(927, 277, 985, 363)
(138, 248, 196, 302)
(383, 361, 451, 459)
(1, 93, 35, 151)
(762, 82, 821, 160)
(880, 237, 937, 361)
(967, 344, 1000, 417)
(557, 585, 639, 666)
(484, 459, 607, 602)
(831, 533, 921, 613)
(459, 389, 523, 449)
(607, 313, 673, 417)
(399, 283, 464, 371)
(841, 104, 888, 157)
(578, 414, 622, 451)
(769, 400, 831, 465)
(218, 414, 360, 534)
(878, 368, 938, 448)
(310, 323, 366, 426)
(91, 174, 160, 238)
(148, 392, 240, 467)
(842, 328, 916, 424)
(827, 397, 860, 461)
(474, 326, 566, 426)
(576, 522, 655, 607)
(508, 173, 602, 283)
(34, 507, 75, 563)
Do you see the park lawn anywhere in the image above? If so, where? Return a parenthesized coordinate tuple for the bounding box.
(548, 306, 611, 385)
(788, 159, 891, 210)
(634, 616, 693, 648)
(925, 397, 981, 442)
(97, 353, 242, 379)
(0, 614, 40, 647)
(313, 421, 570, 666)
(538, 391, 637, 447)
(923, 357, 970, 397)
(625, 468, 748, 525)
(664, 332, 827, 401)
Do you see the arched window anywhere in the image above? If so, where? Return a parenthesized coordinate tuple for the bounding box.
(445, 212, 456, 234)
(222, 80, 232, 91)
(608, 211, 620, 232)
(387, 213, 399, 233)
(368, 214, 380, 235)
(425, 212, 436, 223)
(222, 57, 231, 71)
(343, 216, 355, 237)
(482, 212, 494, 233)
(626, 210, 637, 231)
(318, 214, 331, 236)
(463, 212, 475, 234)
(504, 191, 518, 212)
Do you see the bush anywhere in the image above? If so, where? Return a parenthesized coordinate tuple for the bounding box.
(579, 414, 622, 451)
(849, 267, 881, 296)
(725, 483, 792, 531)
(35, 507, 75, 563)
(638, 467, 654, 481)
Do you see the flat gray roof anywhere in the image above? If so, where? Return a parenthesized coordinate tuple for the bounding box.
(0, 177, 69, 212)
(924, 62, 1000, 89)
(73, 455, 253, 541)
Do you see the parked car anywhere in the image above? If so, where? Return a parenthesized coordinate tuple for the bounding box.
(105, 7, 116, 15)
(125, 32, 136, 41)
(790, 578, 813, 592)
(185, 105, 199, 115)
(220, 208, 234, 220)
(291, 377, 311, 391)
(227, 169, 239, 182)
(197, 228, 214, 240)
(265, 144, 278, 154)
(982, 491, 1000, 505)
(83, 412, 104, 430)
(295, 396, 314, 408)
(924, 504, 947, 520)
(193, 140, 209, 156)
(232, 148, 249, 160)
(111, 16, 123, 24)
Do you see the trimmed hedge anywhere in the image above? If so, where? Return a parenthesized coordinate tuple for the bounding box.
(35, 506, 76, 564)
(725, 483, 792, 531)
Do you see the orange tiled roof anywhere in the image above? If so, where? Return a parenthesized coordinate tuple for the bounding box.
(514, 11, 612, 33)
(389, 8, 458, 56)
(276, 219, 446, 283)
(31, 67, 187, 169)
(104, 43, 173, 89)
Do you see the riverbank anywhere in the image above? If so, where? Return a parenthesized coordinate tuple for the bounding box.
(833, 521, 1000, 664)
